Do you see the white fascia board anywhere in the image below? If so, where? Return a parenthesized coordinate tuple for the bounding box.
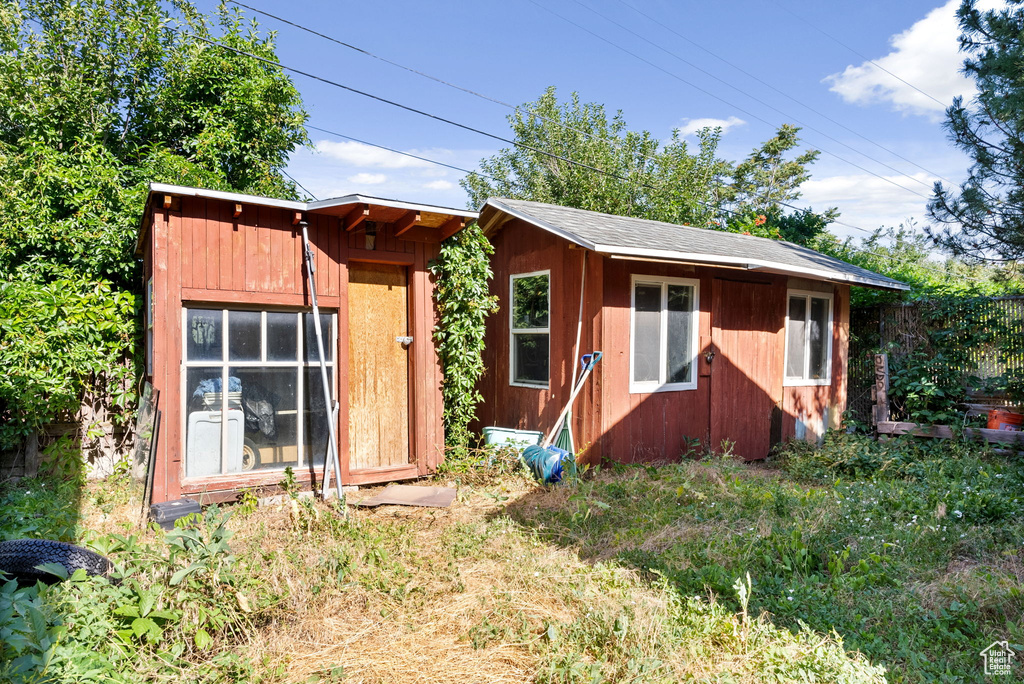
(308, 194, 478, 218)
(148, 183, 307, 211)
(595, 244, 909, 291)
(484, 199, 597, 250)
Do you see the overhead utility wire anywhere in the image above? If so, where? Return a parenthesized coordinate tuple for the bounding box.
(307, 126, 976, 279)
(229, 0, 933, 204)
(306, 124, 496, 180)
(198, 33, 974, 278)
(611, 0, 956, 186)
(768, 0, 949, 109)
(525, 0, 931, 202)
(567, 0, 938, 191)
(192, 36, 634, 187)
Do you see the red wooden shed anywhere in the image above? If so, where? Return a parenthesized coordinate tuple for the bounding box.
(136, 183, 475, 503)
(475, 199, 907, 464)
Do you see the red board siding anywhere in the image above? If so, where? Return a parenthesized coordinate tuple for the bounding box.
(145, 197, 451, 502)
(479, 219, 852, 467)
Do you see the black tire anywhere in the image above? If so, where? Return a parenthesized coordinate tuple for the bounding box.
(242, 438, 259, 471)
(0, 539, 113, 586)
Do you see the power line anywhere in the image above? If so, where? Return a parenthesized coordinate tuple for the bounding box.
(611, 0, 956, 186)
(524, 0, 933, 202)
(306, 124, 495, 180)
(282, 168, 318, 200)
(193, 28, 972, 278)
(768, 0, 949, 109)
(228, 0, 936, 204)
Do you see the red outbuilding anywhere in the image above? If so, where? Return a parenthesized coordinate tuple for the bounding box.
(475, 199, 907, 464)
(137, 184, 475, 503)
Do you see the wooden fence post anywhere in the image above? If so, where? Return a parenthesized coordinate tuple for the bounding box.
(872, 353, 890, 429)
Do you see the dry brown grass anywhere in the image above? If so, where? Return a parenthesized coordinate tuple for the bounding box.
(69, 473, 883, 684)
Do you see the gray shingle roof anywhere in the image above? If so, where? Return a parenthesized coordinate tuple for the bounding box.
(482, 198, 908, 291)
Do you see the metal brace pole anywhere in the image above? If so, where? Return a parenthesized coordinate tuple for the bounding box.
(300, 221, 345, 510)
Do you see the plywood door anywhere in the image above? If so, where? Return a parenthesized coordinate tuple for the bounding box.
(710, 278, 782, 460)
(348, 263, 411, 470)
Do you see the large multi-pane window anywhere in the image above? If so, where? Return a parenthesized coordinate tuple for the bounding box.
(630, 276, 699, 393)
(182, 308, 336, 478)
(509, 271, 550, 388)
(785, 291, 832, 385)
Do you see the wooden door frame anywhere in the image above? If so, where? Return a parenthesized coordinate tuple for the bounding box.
(343, 256, 419, 485)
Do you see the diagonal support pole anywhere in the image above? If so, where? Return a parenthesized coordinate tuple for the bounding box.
(299, 221, 345, 512)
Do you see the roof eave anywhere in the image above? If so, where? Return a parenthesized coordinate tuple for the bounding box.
(481, 198, 596, 249)
(599, 245, 909, 291)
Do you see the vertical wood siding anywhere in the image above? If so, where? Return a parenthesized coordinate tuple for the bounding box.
(480, 219, 852, 466)
(147, 197, 448, 501)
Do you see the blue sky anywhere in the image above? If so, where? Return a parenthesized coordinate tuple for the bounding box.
(208, 0, 989, 241)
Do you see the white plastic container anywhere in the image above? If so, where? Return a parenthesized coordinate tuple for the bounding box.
(186, 410, 244, 477)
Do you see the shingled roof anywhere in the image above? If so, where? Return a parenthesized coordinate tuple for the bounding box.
(480, 198, 908, 291)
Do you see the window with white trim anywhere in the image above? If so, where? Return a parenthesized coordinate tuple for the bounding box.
(509, 271, 549, 387)
(630, 276, 699, 393)
(182, 308, 336, 478)
(785, 291, 833, 385)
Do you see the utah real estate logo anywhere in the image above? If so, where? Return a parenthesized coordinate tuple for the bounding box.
(980, 640, 1014, 676)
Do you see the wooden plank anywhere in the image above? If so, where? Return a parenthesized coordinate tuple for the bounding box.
(336, 257, 351, 484)
(258, 205, 271, 292)
(877, 421, 1024, 446)
(394, 211, 421, 237)
(348, 262, 410, 470)
(270, 210, 285, 293)
(218, 199, 235, 291)
(180, 287, 341, 308)
(873, 353, 890, 426)
(180, 198, 194, 290)
(412, 243, 428, 475)
(440, 216, 464, 241)
(244, 202, 259, 292)
(347, 250, 415, 266)
(344, 204, 369, 232)
(204, 198, 220, 290)
(230, 201, 247, 293)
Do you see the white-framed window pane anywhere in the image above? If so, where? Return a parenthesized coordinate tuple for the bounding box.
(183, 307, 336, 477)
(186, 309, 222, 361)
(234, 366, 299, 472)
(633, 283, 662, 383)
(786, 296, 806, 378)
(513, 334, 549, 384)
(267, 312, 298, 361)
(808, 297, 829, 379)
(228, 311, 261, 361)
(303, 367, 334, 467)
(666, 284, 693, 384)
(512, 275, 549, 328)
(303, 313, 334, 362)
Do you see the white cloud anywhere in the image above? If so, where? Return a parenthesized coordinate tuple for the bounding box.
(823, 0, 1002, 119)
(800, 171, 938, 237)
(678, 116, 745, 137)
(423, 180, 454, 191)
(347, 172, 387, 185)
(316, 140, 433, 169)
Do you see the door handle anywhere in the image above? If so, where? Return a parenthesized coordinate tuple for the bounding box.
(396, 336, 413, 346)
(704, 349, 716, 364)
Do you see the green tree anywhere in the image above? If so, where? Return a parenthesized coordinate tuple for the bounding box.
(462, 87, 728, 228)
(721, 124, 823, 213)
(928, 0, 1024, 262)
(463, 88, 834, 244)
(0, 0, 308, 447)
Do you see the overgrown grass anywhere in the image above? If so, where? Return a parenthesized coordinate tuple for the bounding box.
(509, 435, 1024, 683)
(0, 453, 888, 683)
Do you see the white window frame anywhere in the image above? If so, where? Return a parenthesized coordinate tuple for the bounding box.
(629, 275, 700, 394)
(181, 306, 337, 478)
(783, 289, 834, 387)
(509, 270, 550, 389)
